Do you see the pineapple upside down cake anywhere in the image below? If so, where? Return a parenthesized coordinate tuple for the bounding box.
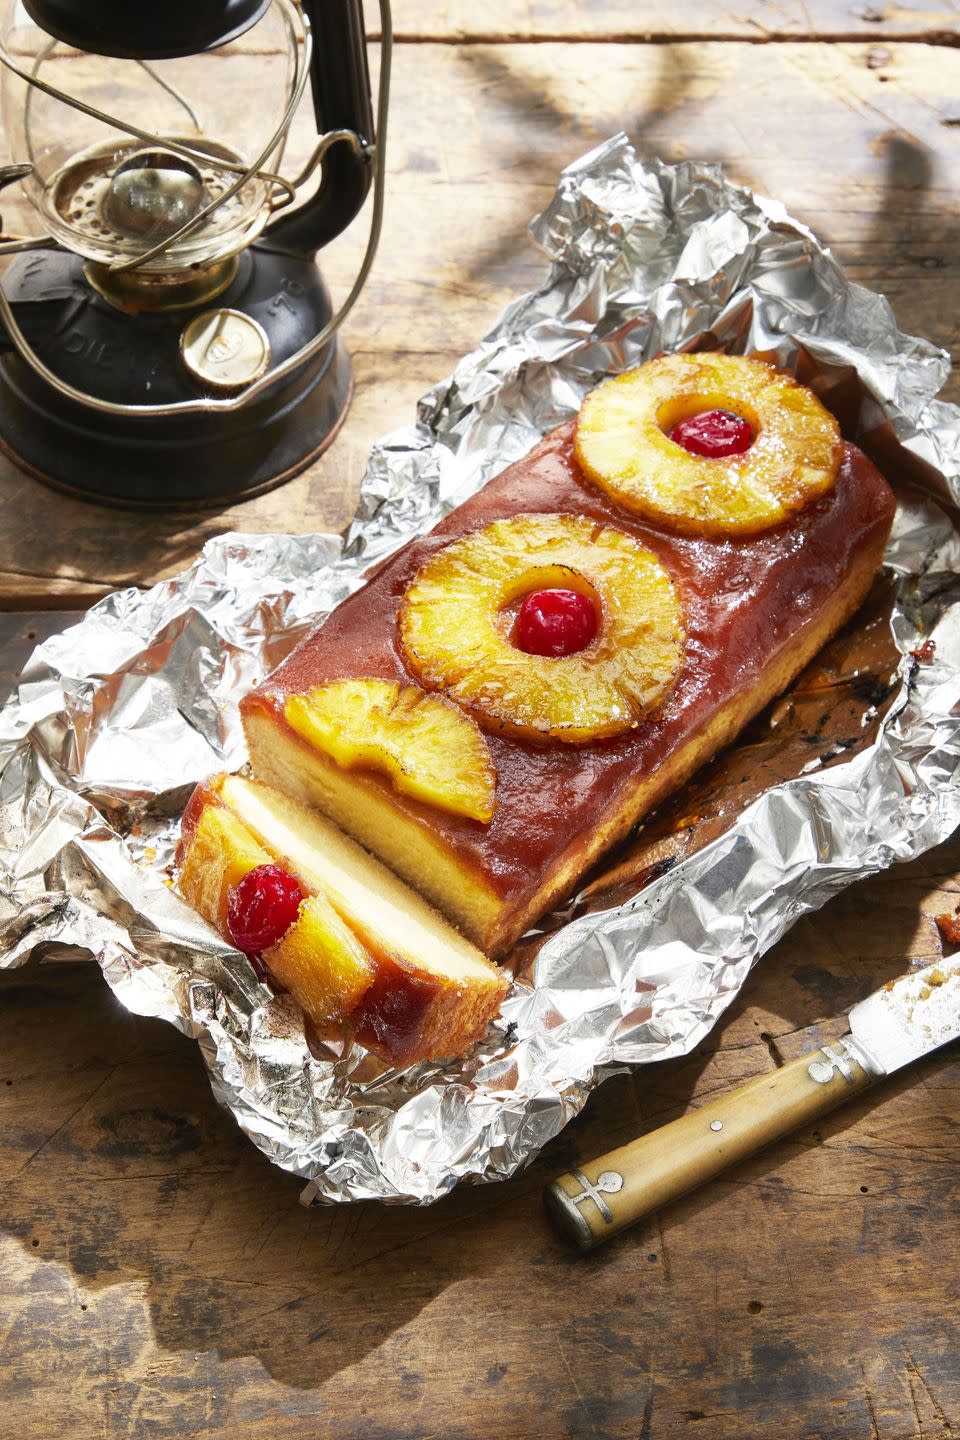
(179, 353, 896, 1065)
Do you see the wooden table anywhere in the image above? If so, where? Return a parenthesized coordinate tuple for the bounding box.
(2, 5, 958, 1437)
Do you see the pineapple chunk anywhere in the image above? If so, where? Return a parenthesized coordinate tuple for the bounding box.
(179, 802, 275, 932)
(264, 891, 374, 1023)
(400, 513, 684, 744)
(284, 679, 496, 823)
(178, 798, 375, 1023)
(575, 353, 842, 536)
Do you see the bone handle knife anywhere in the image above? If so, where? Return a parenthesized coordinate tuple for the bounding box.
(544, 1036, 875, 1250)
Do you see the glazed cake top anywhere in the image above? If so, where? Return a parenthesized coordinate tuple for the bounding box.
(243, 422, 896, 906)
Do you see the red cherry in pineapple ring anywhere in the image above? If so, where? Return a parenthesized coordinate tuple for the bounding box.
(670, 408, 753, 458)
(517, 587, 598, 657)
(227, 864, 304, 954)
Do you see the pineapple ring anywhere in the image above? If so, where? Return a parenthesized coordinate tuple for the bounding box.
(399, 513, 684, 745)
(574, 352, 842, 536)
(285, 679, 497, 823)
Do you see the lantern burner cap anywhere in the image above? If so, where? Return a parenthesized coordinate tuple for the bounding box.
(39, 136, 270, 276)
(104, 149, 205, 241)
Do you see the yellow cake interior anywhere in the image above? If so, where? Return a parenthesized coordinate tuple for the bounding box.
(218, 773, 498, 989)
(243, 714, 503, 949)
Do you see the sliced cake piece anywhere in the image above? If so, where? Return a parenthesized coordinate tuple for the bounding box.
(178, 774, 508, 1065)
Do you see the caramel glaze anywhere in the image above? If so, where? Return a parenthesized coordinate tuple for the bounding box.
(242, 424, 896, 920)
(178, 780, 211, 859)
(352, 956, 444, 1063)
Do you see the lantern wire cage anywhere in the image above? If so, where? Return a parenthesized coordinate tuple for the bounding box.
(0, 0, 392, 416)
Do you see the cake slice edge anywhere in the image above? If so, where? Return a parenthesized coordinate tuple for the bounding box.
(177, 774, 508, 1065)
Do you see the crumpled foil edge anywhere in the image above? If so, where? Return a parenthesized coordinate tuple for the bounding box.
(1, 134, 958, 1205)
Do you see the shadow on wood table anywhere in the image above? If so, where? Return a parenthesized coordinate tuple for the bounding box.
(1, 828, 956, 1440)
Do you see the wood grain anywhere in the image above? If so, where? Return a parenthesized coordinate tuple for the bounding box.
(1, 40, 958, 606)
(2, 13, 959, 1439)
(0, 843, 956, 1440)
(0, 611, 79, 693)
(380, 0, 960, 42)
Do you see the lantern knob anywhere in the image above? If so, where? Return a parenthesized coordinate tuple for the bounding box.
(22, 0, 271, 60)
(104, 149, 205, 242)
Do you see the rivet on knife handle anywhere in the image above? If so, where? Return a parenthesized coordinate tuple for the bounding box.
(544, 1035, 877, 1252)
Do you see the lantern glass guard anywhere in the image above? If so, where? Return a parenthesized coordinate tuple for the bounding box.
(1, 1, 298, 273)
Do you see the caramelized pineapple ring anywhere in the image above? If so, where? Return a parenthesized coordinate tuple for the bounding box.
(400, 514, 684, 744)
(285, 679, 496, 823)
(575, 353, 842, 536)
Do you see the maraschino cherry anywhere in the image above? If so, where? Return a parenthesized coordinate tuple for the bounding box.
(227, 864, 303, 954)
(671, 409, 753, 458)
(517, 588, 597, 657)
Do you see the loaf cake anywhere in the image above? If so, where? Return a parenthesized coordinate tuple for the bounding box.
(240, 354, 896, 958)
(180, 352, 896, 1062)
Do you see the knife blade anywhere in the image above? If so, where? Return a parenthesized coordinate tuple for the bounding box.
(848, 961, 958, 1074)
(544, 958, 959, 1252)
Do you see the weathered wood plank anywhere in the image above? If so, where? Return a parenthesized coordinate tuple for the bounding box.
(1, 23, 959, 1437)
(380, 0, 960, 43)
(0, 40, 956, 607)
(0, 611, 81, 695)
(0, 571, 115, 610)
(0, 840, 956, 1439)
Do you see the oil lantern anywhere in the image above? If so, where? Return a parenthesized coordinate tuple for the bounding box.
(0, 0, 389, 504)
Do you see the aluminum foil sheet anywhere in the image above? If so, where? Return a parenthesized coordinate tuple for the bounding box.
(2, 135, 959, 1205)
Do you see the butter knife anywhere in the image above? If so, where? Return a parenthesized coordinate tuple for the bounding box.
(545, 957, 959, 1252)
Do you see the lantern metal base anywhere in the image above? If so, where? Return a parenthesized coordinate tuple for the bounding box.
(0, 244, 353, 508)
(0, 365, 352, 510)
